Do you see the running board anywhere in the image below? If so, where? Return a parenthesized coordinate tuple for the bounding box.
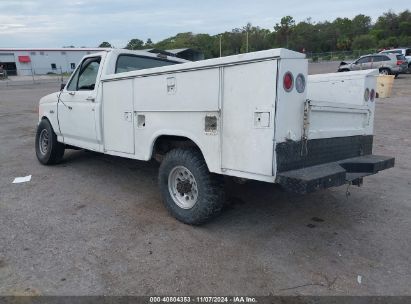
(276, 155, 395, 194)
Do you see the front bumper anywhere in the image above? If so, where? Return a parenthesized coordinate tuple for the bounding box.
(276, 155, 395, 194)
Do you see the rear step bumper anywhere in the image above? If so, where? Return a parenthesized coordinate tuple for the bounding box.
(276, 155, 395, 194)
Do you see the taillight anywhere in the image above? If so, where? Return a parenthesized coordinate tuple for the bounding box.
(364, 88, 370, 101)
(397, 60, 404, 65)
(283, 72, 294, 92)
(295, 74, 306, 93)
(370, 89, 375, 102)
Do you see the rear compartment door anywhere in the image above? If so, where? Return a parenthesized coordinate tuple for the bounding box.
(221, 60, 277, 176)
(306, 101, 372, 138)
(306, 70, 377, 139)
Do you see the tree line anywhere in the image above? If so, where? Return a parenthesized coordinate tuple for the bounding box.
(98, 10, 411, 59)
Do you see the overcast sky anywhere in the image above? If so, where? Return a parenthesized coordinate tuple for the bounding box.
(0, 0, 408, 48)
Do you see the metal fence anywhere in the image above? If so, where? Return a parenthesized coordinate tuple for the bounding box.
(306, 50, 378, 62)
(0, 68, 72, 87)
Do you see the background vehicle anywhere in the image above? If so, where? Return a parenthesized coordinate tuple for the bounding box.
(338, 53, 404, 76)
(35, 48, 394, 225)
(380, 48, 411, 72)
(394, 54, 408, 73)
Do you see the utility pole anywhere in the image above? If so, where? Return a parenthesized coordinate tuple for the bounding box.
(219, 35, 222, 57)
(246, 31, 249, 53)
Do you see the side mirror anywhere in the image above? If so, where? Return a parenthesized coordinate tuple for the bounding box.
(60, 83, 66, 91)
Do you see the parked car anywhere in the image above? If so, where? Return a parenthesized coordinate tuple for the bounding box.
(380, 48, 411, 72)
(338, 53, 404, 76)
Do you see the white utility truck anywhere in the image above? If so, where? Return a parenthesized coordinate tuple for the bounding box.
(36, 48, 394, 224)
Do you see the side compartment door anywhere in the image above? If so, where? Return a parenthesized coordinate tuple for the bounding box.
(58, 56, 102, 150)
(221, 61, 276, 176)
(102, 79, 134, 154)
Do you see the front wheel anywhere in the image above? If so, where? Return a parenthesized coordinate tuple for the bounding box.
(159, 148, 225, 225)
(35, 119, 65, 165)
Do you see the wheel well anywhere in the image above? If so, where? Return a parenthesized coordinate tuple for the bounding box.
(152, 136, 201, 162)
(40, 116, 61, 139)
(40, 116, 54, 131)
(379, 67, 390, 72)
(40, 116, 53, 129)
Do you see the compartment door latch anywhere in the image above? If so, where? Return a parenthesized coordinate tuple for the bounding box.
(254, 112, 270, 128)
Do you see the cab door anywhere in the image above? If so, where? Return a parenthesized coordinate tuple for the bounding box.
(370, 55, 383, 69)
(58, 56, 103, 150)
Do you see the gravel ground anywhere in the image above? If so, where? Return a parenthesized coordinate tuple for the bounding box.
(0, 66, 410, 296)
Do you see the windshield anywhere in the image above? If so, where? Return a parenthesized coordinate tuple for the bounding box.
(382, 50, 401, 55)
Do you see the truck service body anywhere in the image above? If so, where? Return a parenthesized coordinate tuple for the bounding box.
(36, 48, 394, 224)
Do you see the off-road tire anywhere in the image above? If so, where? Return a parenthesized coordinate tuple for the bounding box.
(35, 119, 65, 165)
(159, 148, 225, 225)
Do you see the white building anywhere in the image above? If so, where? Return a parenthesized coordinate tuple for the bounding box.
(0, 48, 106, 76)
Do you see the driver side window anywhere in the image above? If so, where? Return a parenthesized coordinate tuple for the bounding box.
(356, 57, 370, 64)
(67, 57, 101, 91)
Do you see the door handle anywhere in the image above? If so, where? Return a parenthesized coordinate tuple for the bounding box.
(86, 96, 95, 102)
(68, 91, 76, 96)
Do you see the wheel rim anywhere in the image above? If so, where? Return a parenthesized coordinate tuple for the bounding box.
(380, 69, 389, 75)
(39, 129, 49, 155)
(168, 166, 199, 209)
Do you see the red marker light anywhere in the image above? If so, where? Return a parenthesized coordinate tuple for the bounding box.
(283, 72, 294, 92)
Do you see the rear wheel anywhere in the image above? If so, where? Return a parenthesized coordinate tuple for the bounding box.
(35, 119, 65, 165)
(159, 148, 225, 225)
(379, 68, 390, 75)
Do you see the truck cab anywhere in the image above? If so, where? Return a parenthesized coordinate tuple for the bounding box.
(38, 50, 186, 152)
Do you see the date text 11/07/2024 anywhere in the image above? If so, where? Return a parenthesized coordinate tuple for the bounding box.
(149, 296, 257, 303)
